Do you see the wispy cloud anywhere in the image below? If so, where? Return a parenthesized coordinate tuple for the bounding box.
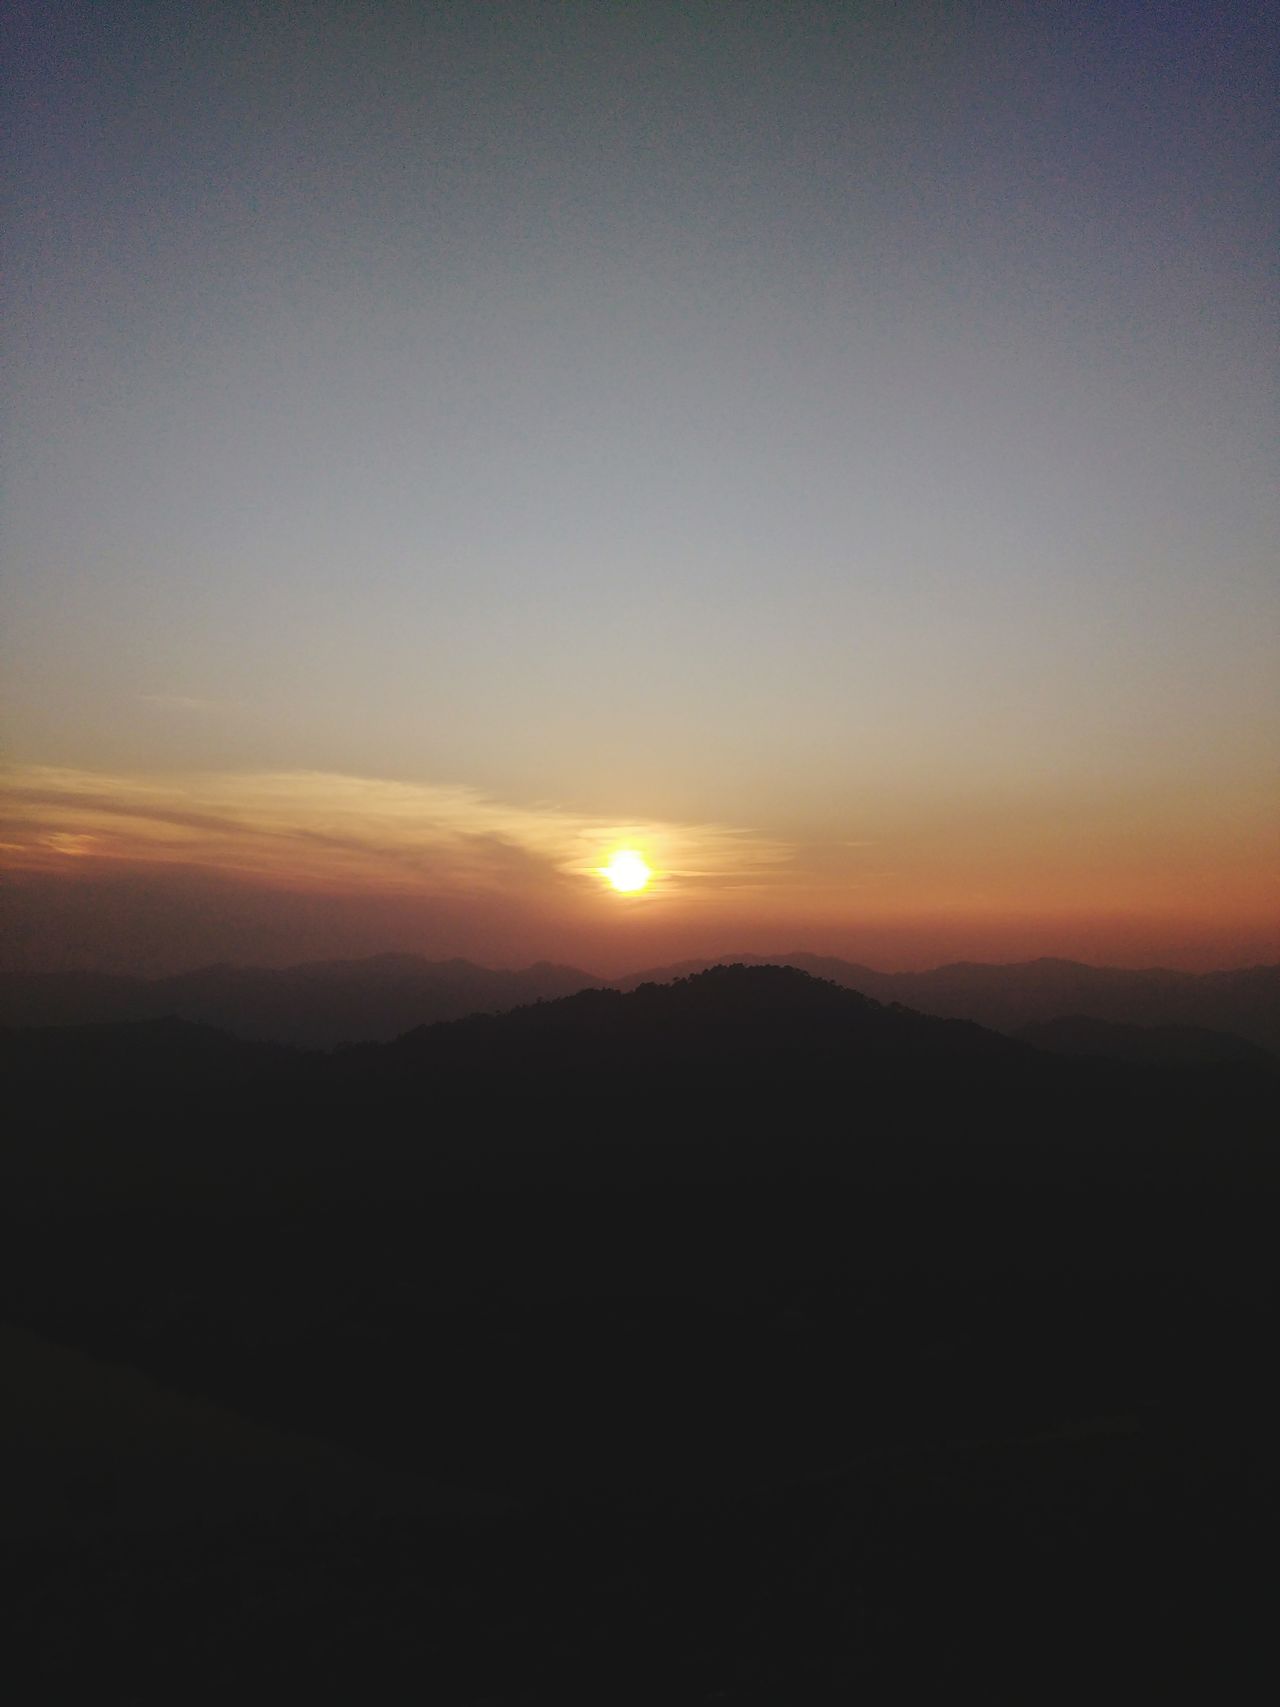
(0, 765, 791, 901)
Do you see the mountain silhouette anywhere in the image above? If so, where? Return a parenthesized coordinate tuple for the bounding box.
(621, 952, 1280, 1055)
(6, 964, 1270, 1192)
(385, 963, 1036, 1092)
(5, 949, 1276, 1057)
(3, 961, 1277, 1695)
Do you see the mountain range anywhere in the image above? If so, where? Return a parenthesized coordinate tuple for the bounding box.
(3, 948, 1276, 1055)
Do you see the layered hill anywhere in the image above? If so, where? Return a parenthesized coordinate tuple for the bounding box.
(0, 953, 603, 1048)
(4, 949, 1274, 1056)
(621, 952, 1280, 1055)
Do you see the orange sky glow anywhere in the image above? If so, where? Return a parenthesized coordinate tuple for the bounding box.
(2, 764, 1274, 975)
(4, 7, 1277, 981)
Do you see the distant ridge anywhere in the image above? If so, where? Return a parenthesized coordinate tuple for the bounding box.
(0, 956, 604, 1049)
(1, 951, 1275, 1054)
(618, 953, 1280, 1056)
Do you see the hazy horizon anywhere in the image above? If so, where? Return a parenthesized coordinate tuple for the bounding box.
(2, 862, 1271, 982)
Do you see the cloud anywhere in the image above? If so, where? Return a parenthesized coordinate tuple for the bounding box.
(0, 765, 792, 902)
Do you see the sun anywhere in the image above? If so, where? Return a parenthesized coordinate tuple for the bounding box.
(600, 849, 652, 893)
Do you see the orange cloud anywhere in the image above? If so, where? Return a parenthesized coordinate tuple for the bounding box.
(0, 765, 792, 905)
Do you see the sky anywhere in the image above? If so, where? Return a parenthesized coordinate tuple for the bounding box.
(3, 0, 1277, 975)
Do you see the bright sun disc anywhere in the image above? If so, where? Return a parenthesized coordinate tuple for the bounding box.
(601, 850, 652, 893)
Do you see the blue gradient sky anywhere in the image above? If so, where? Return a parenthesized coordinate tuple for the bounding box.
(4, 1, 1277, 971)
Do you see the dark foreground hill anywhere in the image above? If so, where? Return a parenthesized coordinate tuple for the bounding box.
(3, 966, 1277, 1698)
(1017, 1012, 1276, 1068)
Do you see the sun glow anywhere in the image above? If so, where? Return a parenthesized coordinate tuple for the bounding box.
(600, 849, 652, 893)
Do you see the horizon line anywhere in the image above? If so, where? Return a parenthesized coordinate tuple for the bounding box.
(7, 947, 1276, 984)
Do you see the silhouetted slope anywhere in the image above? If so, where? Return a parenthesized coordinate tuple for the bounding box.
(387, 963, 1035, 1094)
(617, 950, 891, 995)
(5, 965, 1271, 1204)
(1018, 1013, 1275, 1068)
